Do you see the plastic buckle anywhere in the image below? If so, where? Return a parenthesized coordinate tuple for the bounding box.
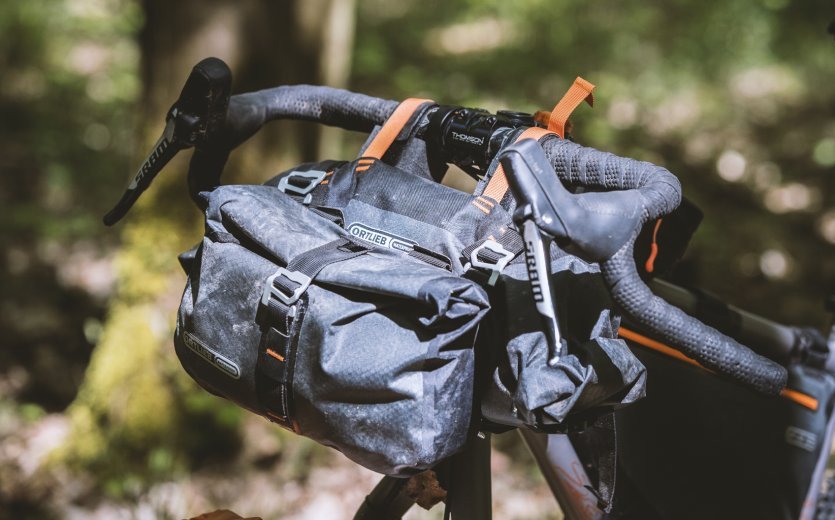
(277, 170, 327, 204)
(261, 268, 312, 306)
(469, 240, 514, 286)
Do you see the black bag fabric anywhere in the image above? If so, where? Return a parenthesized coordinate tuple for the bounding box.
(615, 330, 835, 520)
(480, 256, 647, 431)
(176, 185, 490, 476)
(175, 98, 648, 478)
(268, 120, 647, 432)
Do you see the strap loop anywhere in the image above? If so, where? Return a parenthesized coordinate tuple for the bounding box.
(361, 98, 433, 161)
(483, 127, 555, 203)
(547, 76, 596, 138)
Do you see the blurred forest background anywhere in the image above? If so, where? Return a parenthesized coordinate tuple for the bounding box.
(1, 0, 833, 518)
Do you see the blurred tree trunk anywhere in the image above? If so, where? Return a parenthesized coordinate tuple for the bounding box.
(58, 0, 356, 479)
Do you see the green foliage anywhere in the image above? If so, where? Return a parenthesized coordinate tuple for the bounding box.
(0, 0, 142, 242)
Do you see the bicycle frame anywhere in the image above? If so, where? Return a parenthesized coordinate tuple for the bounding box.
(354, 431, 600, 520)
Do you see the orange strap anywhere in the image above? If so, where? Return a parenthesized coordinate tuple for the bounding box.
(361, 97, 432, 160)
(483, 127, 555, 203)
(547, 76, 596, 138)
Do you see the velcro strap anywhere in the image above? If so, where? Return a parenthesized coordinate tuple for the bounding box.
(483, 127, 555, 203)
(361, 98, 433, 161)
(547, 76, 595, 138)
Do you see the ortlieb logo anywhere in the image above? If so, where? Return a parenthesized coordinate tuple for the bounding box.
(347, 223, 415, 252)
(785, 426, 817, 452)
(182, 331, 240, 379)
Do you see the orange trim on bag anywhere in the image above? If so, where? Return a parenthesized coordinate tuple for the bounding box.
(472, 199, 491, 214)
(780, 388, 818, 411)
(547, 77, 595, 138)
(362, 98, 432, 160)
(483, 127, 555, 203)
(618, 326, 818, 411)
(266, 348, 285, 362)
(645, 218, 663, 274)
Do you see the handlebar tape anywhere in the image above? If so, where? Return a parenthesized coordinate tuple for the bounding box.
(602, 235, 787, 394)
(537, 137, 787, 394)
(225, 86, 398, 147)
(539, 136, 681, 221)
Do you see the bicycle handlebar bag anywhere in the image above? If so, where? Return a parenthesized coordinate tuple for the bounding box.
(175, 184, 490, 476)
(264, 101, 647, 432)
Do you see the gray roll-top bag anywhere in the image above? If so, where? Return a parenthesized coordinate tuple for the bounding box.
(175, 99, 646, 476)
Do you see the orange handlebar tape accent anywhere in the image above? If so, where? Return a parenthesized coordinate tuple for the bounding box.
(547, 76, 596, 138)
(362, 98, 432, 160)
(644, 218, 663, 274)
(483, 127, 555, 203)
(618, 326, 818, 411)
(618, 326, 710, 372)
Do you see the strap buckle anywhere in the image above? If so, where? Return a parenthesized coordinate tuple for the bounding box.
(469, 239, 514, 286)
(277, 170, 327, 204)
(262, 268, 312, 306)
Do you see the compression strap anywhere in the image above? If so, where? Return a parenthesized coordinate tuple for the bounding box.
(482, 127, 555, 203)
(361, 97, 433, 161)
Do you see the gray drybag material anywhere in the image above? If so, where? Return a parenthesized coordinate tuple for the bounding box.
(268, 137, 647, 432)
(175, 97, 649, 478)
(175, 184, 490, 476)
(481, 257, 647, 430)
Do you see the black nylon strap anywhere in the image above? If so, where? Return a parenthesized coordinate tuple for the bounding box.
(263, 237, 372, 334)
(309, 206, 345, 226)
(256, 299, 307, 432)
(258, 238, 370, 431)
(408, 245, 452, 271)
(288, 237, 369, 281)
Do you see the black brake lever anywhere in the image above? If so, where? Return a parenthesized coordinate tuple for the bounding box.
(103, 57, 231, 226)
(500, 138, 645, 365)
(499, 141, 571, 366)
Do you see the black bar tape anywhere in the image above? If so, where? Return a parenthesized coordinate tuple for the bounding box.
(224, 86, 399, 148)
(602, 234, 787, 394)
(537, 136, 786, 394)
(539, 136, 681, 221)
